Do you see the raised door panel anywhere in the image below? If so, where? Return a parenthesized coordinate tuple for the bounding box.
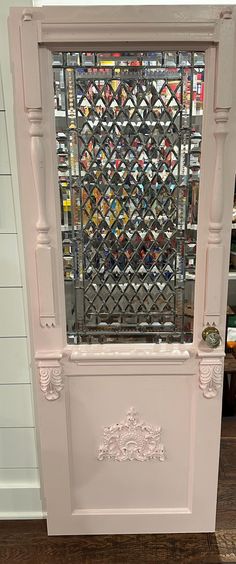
(68, 371, 194, 513)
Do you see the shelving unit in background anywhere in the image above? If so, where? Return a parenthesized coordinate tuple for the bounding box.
(228, 184, 236, 299)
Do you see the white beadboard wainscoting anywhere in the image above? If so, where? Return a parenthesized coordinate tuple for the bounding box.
(0, 0, 42, 518)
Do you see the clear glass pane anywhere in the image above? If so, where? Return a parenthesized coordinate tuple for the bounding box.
(52, 50, 205, 344)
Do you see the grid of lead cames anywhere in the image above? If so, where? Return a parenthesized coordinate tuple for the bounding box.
(53, 50, 204, 345)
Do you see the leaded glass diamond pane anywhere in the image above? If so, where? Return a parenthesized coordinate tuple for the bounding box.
(53, 51, 205, 344)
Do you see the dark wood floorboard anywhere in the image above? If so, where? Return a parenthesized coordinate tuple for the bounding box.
(0, 418, 236, 564)
(221, 417, 236, 439)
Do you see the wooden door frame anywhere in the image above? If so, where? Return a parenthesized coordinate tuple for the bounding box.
(8, 6, 236, 533)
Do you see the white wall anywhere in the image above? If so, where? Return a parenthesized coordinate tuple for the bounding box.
(0, 0, 42, 518)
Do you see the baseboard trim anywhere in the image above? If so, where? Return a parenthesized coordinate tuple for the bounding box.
(0, 511, 44, 519)
(0, 484, 43, 518)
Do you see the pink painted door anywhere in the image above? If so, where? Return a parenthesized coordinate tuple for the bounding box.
(9, 6, 236, 534)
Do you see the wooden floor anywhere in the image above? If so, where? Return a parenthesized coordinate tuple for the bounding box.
(1, 418, 236, 564)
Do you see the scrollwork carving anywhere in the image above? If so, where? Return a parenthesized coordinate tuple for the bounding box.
(98, 408, 165, 462)
(38, 357, 63, 401)
(199, 358, 223, 398)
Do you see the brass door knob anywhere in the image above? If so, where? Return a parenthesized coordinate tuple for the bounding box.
(202, 324, 221, 348)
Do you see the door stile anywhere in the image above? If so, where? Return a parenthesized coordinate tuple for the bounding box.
(8, 13, 74, 529)
(197, 12, 235, 399)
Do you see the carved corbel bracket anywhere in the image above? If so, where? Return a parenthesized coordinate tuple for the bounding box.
(36, 354, 63, 401)
(199, 356, 224, 399)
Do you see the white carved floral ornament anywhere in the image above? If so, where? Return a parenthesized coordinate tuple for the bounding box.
(98, 408, 165, 462)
